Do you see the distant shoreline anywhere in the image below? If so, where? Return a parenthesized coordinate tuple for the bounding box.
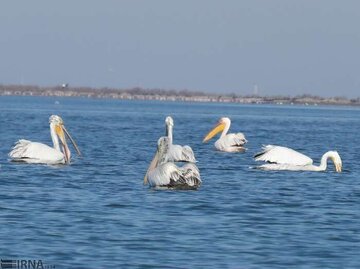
(1, 84, 359, 106)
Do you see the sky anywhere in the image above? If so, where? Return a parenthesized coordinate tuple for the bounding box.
(0, 0, 359, 97)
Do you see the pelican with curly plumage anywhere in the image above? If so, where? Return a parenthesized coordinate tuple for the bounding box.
(144, 137, 201, 189)
(9, 115, 81, 164)
(165, 116, 196, 162)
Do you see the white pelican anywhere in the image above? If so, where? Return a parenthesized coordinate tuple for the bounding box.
(165, 116, 196, 162)
(203, 117, 247, 152)
(9, 115, 81, 165)
(254, 145, 342, 172)
(144, 137, 201, 189)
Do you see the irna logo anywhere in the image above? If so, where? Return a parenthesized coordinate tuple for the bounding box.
(1, 259, 55, 269)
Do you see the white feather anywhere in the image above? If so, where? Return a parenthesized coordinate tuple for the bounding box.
(9, 140, 65, 164)
(254, 145, 313, 165)
(8, 115, 79, 165)
(204, 117, 247, 152)
(147, 162, 201, 189)
(145, 136, 201, 189)
(165, 116, 196, 162)
(215, 133, 247, 152)
(167, 144, 196, 162)
(253, 145, 342, 173)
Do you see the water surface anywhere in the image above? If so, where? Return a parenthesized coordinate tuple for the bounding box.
(0, 96, 359, 268)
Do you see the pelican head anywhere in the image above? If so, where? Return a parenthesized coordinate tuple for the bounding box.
(49, 115, 81, 164)
(203, 117, 230, 143)
(165, 116, 174, 139)
(327, 151, 342, 173)
(165, 116, 174, 127)
(49, 115, 64, 125)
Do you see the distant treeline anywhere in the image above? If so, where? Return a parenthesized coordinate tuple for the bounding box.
(0, 84, 207, 97)
(0, 84, 359, 106)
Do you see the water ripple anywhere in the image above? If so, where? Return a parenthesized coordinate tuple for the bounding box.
(0, 97, 360, 268)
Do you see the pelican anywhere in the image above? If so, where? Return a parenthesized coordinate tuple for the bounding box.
(9, 115, 81, 165)
(144, 137, 201, 189)
(165, 116, 196, 162)
(203, 117, 247, 152)
(254, 145, 342, 172)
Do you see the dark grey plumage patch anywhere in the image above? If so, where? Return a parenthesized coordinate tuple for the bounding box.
(167, 169, 201, 190)
(254, 151, 266, 159)
(254, 150, 277, 163)
(10, 157, 31, 162)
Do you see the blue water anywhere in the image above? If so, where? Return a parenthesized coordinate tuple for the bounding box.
(0, 96, 359, 268)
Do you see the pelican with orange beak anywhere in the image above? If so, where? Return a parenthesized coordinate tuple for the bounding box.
(203, 117, 247, 152)
(9, 115, 81, 164)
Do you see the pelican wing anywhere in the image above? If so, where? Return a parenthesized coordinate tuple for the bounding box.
(254, 145, 313, 166)
(228, 133, 247, 146)
(215, 133, 247, 151)
(9, 139, 65, 164)
(148, 162, 201, 189)
(147, 164, 171, 187)
(181, 146, 196, 162)
(167, 144, 196, 162)
(169, 163, 201, 189)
